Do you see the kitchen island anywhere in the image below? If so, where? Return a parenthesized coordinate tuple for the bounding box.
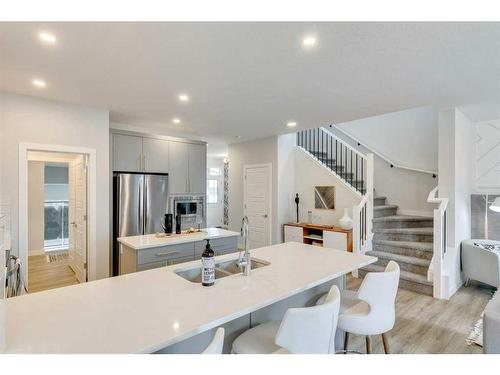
(117, 227, 240, 275)
(4, 242, 376, 354)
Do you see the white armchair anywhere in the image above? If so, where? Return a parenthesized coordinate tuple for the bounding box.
(461, 240, 500, 288)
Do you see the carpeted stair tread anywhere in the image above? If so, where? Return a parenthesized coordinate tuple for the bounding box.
(373, 196, 387, 206)
(360, 263, 433, 286)
(374, 204, 398, 211)
(372, 239, 433, 252)
(374, 227, 433, 234)
(368, 250, 431, 267)
(372, 215, 433, 222)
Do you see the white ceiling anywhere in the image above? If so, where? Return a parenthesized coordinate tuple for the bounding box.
(1, 22, 500, 155)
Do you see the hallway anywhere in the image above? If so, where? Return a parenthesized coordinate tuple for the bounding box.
(28, 252, 79, 293)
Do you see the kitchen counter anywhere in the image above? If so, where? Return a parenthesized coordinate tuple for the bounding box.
(4, 242, 376, 354)
(117, 227, 239, 250)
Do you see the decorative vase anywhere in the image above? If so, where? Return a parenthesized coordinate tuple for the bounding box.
(339, 208, 353, 230)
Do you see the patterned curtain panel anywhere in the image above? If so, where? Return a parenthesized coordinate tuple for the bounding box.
(223, 160, 229, 226)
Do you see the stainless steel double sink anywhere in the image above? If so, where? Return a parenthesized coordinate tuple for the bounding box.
(175, 257, 270, 283)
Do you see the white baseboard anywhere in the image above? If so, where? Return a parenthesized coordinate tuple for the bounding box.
(397, 209, 433, 217)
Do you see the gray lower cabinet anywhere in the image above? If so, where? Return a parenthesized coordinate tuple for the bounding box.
(194, 236, 239, 256)
(119, 236, 239, 275)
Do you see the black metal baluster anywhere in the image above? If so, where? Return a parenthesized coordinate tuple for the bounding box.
(345, 145, 348, 181)
(361, 159, 364, 194)
(350, 150, 352, 185)
(321, 130, 324, 163)
(330, 136, 333, 171)
(355, 154, 358, 193)
(340, 143, 343, 179)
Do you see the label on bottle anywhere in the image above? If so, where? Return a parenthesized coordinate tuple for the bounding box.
(201, 256, 215, 285)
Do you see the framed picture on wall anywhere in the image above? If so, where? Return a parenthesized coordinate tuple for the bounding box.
(314, 186, 335, 210)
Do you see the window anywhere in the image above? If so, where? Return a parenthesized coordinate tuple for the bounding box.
(44, 163, 69, 251)
(207, 179, 218, 203)
(208, 167, 221, 176)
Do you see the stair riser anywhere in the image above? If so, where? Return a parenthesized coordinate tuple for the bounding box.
(373, 232, 433, 242)
(374, 207, 398, 218)
(372, 243, 433, 260)
(358, 269, 433, 296)
(373, 258, 428, 276)
(374, 197, 387, 206)
(373, 220, 433, 229)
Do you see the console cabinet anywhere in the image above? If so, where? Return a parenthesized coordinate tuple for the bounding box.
(283, 223, 352, 252)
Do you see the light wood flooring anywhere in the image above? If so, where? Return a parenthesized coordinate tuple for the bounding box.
(28, 252, 79, 293)
(344, 276, 493, 354)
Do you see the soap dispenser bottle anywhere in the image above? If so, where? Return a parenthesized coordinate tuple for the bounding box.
(201, 239, 215, 287)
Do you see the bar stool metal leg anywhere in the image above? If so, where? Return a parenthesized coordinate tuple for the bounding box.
(381, 333, 390, 354)
(365, 336, 372, 354)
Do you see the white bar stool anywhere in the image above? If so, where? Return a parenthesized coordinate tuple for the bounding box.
(231, 285, 341, 354)
(202, 327, 225, 354)
(317, 261, 400, 354)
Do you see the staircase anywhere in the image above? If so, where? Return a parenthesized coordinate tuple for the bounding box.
(359, 196, 434, 296)
(297, 127, 368, 195)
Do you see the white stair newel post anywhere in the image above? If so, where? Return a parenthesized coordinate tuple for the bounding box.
(433, 209, 443, 299)
(352, 204, 360, 254)
(366, 153, 374, 239)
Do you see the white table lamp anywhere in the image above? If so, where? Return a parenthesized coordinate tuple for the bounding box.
(490, 197, 500, 213)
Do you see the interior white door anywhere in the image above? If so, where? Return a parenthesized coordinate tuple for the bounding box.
(244, 164, 271, 249)
(69, 155, 88, 283)
(206, 175, 223, 227)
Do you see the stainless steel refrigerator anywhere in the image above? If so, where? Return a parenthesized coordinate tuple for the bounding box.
(113, 172, 168, 276)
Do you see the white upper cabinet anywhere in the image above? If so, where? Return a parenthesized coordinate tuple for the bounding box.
(168, 141, 189, 194)
(142, 137, 169, 174)
(188, 143, 207, 194)
(113, 134, 143, 172)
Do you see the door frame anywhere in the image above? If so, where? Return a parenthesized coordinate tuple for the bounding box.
(243, 163, 273, 247)
(19, 143, 97, 288)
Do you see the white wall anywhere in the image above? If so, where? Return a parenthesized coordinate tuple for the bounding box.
(276, 134, 296, 242)
(0, 92, 110, 279)
(475, 118, 500, 193)
(438, 108, 475, 297)
(336, 106, 438, 172)
(228, 136, 278, 244)
(294, 148, 361, 226)
(27, 161, 45, 256)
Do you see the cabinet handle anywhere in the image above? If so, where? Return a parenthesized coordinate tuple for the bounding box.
(155, 251, 179, 257)
(142, 154, 146, 171)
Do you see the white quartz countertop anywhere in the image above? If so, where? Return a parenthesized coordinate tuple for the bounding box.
(4, 242, 376, 354)
(117, 227, 240, 250)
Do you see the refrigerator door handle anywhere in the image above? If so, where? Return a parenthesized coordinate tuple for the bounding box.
(139, 177, 144, 234)
(144, 176, 148, 234)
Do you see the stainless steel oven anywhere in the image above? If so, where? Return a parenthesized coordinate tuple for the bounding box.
(169, 195, 205, 229)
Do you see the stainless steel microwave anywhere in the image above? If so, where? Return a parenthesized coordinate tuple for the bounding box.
(169, 195, 205, 228)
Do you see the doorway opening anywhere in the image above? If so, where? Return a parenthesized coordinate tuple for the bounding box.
(22, 147, 93, 293)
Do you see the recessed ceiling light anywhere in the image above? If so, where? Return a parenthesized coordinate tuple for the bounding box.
(32, 79, 46, 88)
(287, 121, 297, 128)
(38, 32, 57, 45)
(172, 118, 181, 124)
(178, 94, 189, 102)
(302, 36, 317, 48)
